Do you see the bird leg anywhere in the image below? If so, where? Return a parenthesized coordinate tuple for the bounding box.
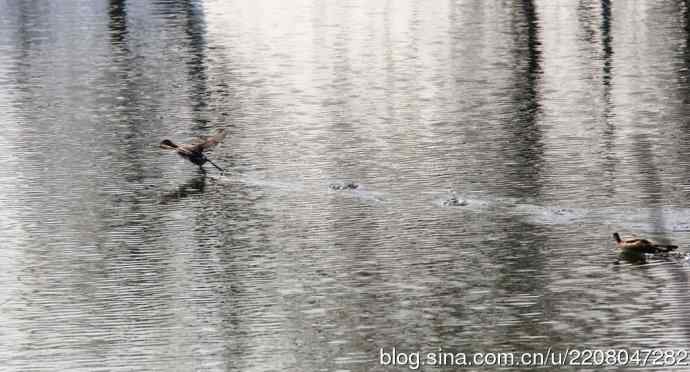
(205, 157, 225, 172)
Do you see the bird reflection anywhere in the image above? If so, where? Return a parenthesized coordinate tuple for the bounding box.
(159, 175, 206, 204)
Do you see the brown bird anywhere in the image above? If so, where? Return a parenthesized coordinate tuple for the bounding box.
(612, 232, 678, 254)
(160, 128, 227, 173)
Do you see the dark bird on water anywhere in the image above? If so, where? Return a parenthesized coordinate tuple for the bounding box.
(612, 232, 678, 254)
(160, 128, 227, 173)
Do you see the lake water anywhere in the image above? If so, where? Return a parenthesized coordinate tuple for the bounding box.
(2, 0, 690, 371)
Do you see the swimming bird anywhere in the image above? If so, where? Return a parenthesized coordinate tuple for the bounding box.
(612, 232, 678, 254)
(329, 182, 359, 191)
(160, 128, 226, 173)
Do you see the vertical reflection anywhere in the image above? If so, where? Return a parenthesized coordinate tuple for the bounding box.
(108, 0, 128, 47)
(182, 1, 209, 123)
(12, 1, 33, 89)
(684, 0, 690, 75)
(103, 0, 175, 357)
(150, 4, 252, 368)
(383, 0, 395, 125)
(600, 0, 617, 195)
(502, 0, 544, 198)
(106, 0, 151, 185)
(153, 0, 210, 126)
(679, 0, 690, 192)
(491, 0, 550, 353)
(600, 0, 612, 87)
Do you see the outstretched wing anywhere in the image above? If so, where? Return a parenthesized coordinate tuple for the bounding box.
(200, 128, 227, 150)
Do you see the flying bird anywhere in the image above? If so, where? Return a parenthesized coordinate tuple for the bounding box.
(160, 128, 227, 173)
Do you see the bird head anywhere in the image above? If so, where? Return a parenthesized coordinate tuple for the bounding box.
(159, 139, 178, 149)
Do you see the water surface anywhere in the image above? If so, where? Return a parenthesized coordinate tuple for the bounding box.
(1, 0, 690, 371)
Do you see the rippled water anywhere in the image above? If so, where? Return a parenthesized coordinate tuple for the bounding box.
(2, 0, 690, 371)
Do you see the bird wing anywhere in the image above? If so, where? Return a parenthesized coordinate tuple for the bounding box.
(197, 128, 226, 150)
(176, 144, 199, 155)
(622, 239, 649, 246)
(190, 137, 206, 145)
(183, 128, 226, 153)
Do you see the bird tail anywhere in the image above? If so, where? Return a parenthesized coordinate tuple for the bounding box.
(654, 244, 678, 252)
